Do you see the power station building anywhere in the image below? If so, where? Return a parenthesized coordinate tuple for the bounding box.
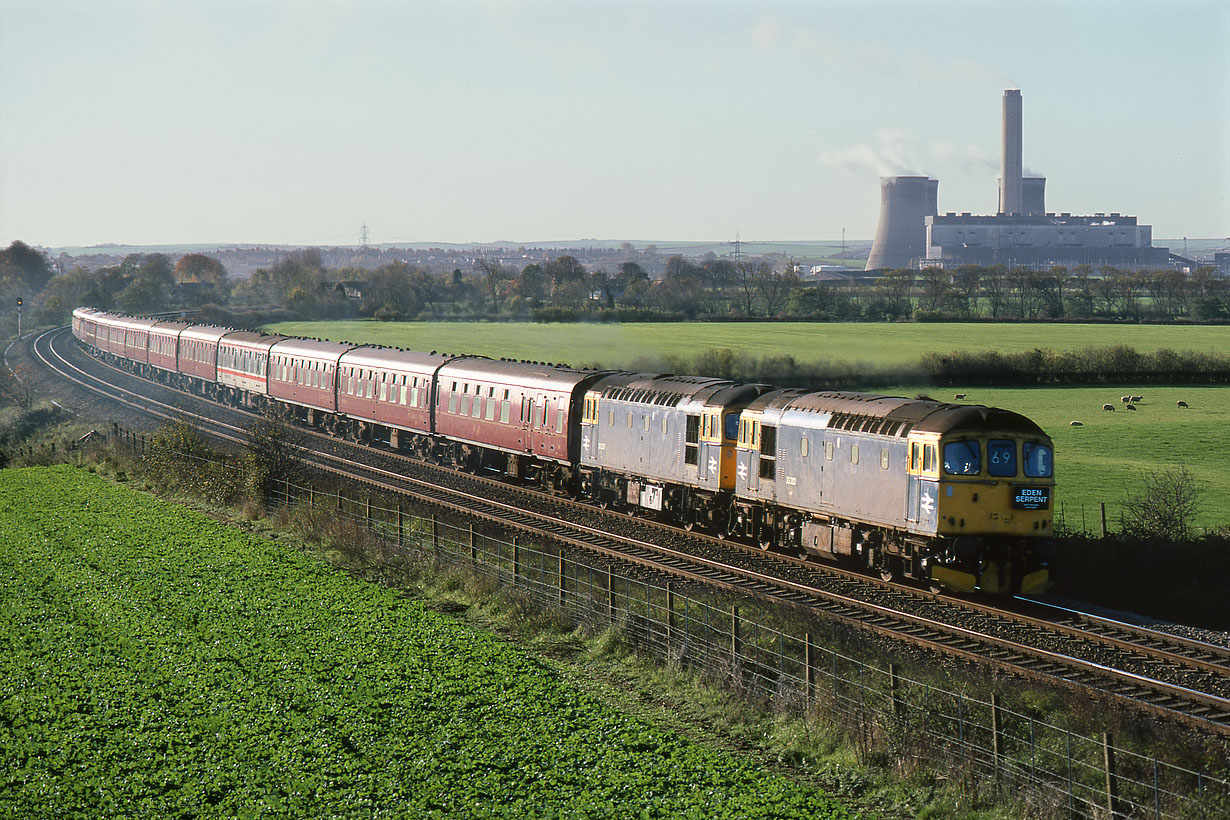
(924, 212, 1170, 268)
(865, 89, 1170, 271)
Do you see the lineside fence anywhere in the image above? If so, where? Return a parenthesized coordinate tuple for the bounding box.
(97, 429, 1230, 820)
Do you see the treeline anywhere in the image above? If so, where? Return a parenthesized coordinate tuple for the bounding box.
(922, 346, 1230, 386)
(6, 240, 1230, 336)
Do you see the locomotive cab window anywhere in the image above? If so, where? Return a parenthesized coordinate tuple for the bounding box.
(943, 440, 981, 475)
(988, 439, 1017, 477)
(1022, 442, 1053, 477)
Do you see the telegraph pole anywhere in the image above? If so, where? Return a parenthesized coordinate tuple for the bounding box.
(15, 297, 22, 337)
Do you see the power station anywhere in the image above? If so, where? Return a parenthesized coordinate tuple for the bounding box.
(866, 90, 1170, 271)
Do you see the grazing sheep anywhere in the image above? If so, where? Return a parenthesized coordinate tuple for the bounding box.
(1130, 395, 1143, 403)
(1125, 403, 1137, 411)
(1070, 420, 1084, 426)
(953, 393, 966, 400)
(1177, 400, 1189, 408)
(1103, 403, 1115, 411)
(1121, 396, 1131, 403)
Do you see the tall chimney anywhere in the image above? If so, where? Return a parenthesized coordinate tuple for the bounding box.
(866, 176, 938, 270)
(1000, 89, 1023, 215)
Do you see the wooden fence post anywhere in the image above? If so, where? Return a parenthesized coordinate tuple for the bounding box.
(731, 605, 741, 662)
(666, 583, 676, 645)
(607, 568, 615, 623)
(396, 505, 404, 547)
(805, 633, 816, 703)
(992, 693, 1004, 791)
(1104, 732, 1122, 820)
(469, 524, 477, 565)
(513, 537, 520, 587)
(890, 664, 903, 722)
(558, 554, 566, 607)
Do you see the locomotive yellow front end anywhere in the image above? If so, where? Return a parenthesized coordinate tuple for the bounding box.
(909, 414, 1056, 594)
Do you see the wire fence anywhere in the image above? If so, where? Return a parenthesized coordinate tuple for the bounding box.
(94, 428, 1230, 819)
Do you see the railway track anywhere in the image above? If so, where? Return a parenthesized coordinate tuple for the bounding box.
(29, 325, 1230, 737)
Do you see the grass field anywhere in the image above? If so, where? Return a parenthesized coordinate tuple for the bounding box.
(263, 320, 1230, 532)
(264, 320, 1230, 372)
(0, 466, 852, 819)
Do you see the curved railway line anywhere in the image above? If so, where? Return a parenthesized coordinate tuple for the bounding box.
(27, 324, 1230, 737)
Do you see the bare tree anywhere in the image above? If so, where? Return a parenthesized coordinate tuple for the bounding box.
(1119, 466, 1204, 541)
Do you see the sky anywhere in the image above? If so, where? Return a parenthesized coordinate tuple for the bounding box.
(2, 0, 1228, 248)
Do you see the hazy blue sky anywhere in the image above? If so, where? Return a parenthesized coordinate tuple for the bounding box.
(2, 0, 1227, 247)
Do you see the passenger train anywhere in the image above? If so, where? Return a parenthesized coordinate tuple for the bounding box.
(72, 307, 1056, 594)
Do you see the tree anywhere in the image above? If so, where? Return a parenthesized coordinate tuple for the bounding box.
(732, 260, 761, 316)
(755, 267, 797, 317)
(174, 253, 228, 286)
(0, 360, 34, 411)
(0, 240, 53, 292)
(1119, 466, 1204, 542)
(878, 269, 914, 319)
(515, 264, 547, 309)
(951, 265, 983, 316)
(475, 258, 511, 313)
(590, 269, 614, 309)
(917, 266, 952, 313)
(542, 256, 588, 309)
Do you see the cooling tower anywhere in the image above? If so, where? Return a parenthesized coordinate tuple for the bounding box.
(1022, 176, 1046, 216)
(1000, 89, 1023, 215)
(865, 176, 938, 270)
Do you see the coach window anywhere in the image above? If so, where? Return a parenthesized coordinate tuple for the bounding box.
(801, 437, 809, 458)
(850, 444, 859, 465)
(825, 440, 834, 461)
(881, 449, 890, 470)
(608, 408, 614, 426)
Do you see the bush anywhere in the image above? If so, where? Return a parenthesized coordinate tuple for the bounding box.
(1118, 466, 1203, 542)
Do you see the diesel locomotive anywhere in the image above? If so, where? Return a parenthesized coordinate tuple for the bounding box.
(72, 307, 1056, 594)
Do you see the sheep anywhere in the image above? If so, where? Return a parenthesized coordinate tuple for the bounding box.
(1177, 400, 1189, 408)
(1070, 420, 1084, 426)
(1125, 403, 1137, 411)
(1130, 395, 1143, 403)
(1121, 396, 1131, 403)
(1102, 403, 1115, 411)
(953, 393, 967, 400)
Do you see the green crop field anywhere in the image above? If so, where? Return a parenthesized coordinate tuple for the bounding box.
(0, 466, 852, 819)
(264, 320, 1230, 531)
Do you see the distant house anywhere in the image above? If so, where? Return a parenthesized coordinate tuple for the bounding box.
(322, 280, 366, 301)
